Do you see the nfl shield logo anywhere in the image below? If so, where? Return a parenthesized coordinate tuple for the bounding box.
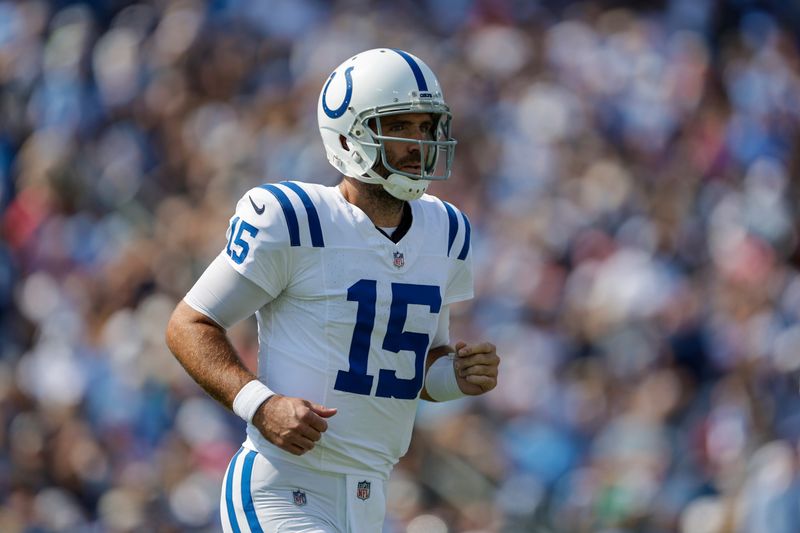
(393, 251, 404, 269)
(357, 480, 371, 500)
(293, 490, 307, 506)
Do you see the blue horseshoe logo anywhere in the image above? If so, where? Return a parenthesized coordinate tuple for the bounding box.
(322, 67, 354, 118)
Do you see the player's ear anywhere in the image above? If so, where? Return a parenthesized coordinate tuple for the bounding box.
(339, 135, 349, 151)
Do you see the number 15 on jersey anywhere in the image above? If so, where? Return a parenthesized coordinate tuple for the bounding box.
(334, 279, 442, 401)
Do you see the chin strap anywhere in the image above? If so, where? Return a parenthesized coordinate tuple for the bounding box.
(363, 168, 430, 201)
(344, 144, 430, 201)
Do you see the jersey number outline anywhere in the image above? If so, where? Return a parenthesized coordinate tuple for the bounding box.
(226, 216, 259, 264)
(334, 279, 442, 400)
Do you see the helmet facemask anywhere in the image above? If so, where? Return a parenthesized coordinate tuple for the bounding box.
(355, 106, 456, 183)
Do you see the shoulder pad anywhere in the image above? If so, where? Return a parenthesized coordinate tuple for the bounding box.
(440, 199, 471, 260)
(253, 181, 326, 248)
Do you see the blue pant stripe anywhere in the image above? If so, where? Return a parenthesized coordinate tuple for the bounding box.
(225, 448, 245, 533)
(443, 201, 459, 257)
(261, 184, 301, 246)
(240, 450, 264, 533)
(281, 182, 325, 248)
(457, 212, 471, 260)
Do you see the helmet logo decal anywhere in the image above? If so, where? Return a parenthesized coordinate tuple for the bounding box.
(391, 49, 428, 92)
(322, 66, 354, 119)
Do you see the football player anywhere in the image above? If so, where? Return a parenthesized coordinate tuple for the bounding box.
(166, 48, 500, 532)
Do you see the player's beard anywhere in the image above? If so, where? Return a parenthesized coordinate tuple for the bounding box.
(344, 150, 426, 216)
(363, 157, 412, 210)
(354, 178, 405, 215)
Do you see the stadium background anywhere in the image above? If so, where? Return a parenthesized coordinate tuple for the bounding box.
(2, 0, 800, 531)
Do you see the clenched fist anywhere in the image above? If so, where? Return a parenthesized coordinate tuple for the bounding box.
(453, 341, 500, 395)
(253, 395, 337, 456)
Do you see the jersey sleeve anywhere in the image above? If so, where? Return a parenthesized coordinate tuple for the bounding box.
(221, 186, 293, 298)
(446, 249, 474, 305)
(442, 202, 475, 305)
(184, 253, 275, 329)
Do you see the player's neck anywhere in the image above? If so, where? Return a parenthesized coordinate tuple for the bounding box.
(339, 178, 405, 227)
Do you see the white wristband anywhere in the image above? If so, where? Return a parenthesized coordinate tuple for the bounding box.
(425, 354, 467, 402)
(232, 380, 275, 423)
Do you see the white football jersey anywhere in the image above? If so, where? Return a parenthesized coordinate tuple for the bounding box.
(223, 181, 473, 479)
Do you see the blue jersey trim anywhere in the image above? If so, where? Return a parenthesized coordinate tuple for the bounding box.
(443, 201, 459, 257)
(457, 212, 471, 260)
(281, 181, 325, 248)
(261, 184, 301, 246)
(241, 450, 264, 533)
(225, 448, 244, 533)
(391, 49, 428, 92)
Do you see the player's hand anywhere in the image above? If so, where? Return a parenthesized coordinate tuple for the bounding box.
(453, 341, 499, 395)
(252, 395, 337, 456)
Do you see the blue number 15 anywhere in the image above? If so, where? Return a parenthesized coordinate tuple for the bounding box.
(226, 217, 259, 264)
(334, 280, 442, 400)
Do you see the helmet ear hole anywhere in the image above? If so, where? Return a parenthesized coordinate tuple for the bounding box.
(339, 135, 349, 151)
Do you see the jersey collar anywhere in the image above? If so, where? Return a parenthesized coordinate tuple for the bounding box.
(375, 202, 412, 243)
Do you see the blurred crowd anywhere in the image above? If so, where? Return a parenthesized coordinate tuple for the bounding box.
(2, 0, 800, 531)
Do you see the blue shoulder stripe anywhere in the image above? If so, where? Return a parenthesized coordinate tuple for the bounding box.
(241, 450, 264, 533)
(281, 181, 325, 248)
(443, 201, 459, 257)
(260, 184, 301, 246)
(457, 211, 471, 260)
(225, 448, 244, 533)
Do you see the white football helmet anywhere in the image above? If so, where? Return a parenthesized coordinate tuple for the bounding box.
(317, 48, 456, 201)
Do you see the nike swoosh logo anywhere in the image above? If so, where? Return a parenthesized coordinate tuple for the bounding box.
(249, 195, 265, 215)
